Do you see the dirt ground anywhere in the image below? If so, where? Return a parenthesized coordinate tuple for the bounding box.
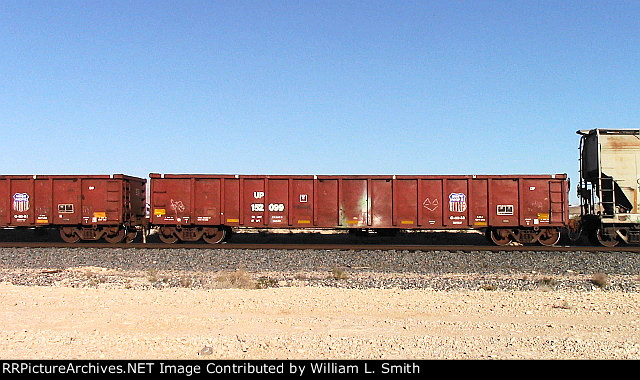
(1, 279, 639, 360)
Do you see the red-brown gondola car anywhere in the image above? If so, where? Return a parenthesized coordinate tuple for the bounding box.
(0, 174, 146, 243)
(149, 173, 569, 246)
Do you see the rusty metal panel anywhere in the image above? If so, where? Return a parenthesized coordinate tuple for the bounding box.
(80, 178, 117, 224)
(53, 178, 82, 225)
(265, 179, 288, 226)
(151, 177, 191, 225)
(223, 178, 240, 225)
(340, 178, 367, 227)
(34, 178, 52, 225)
(15, 178, 35, 225)
(151, 174, 227, 226)
(371, 179, 393, 227)
(292, 179, 313, 227)
(242, 178, 265, 226)
(470, 178, 488, 228)
(418, 179, 442, 227)
(520, 179, 550, 227)
(193, 178, 221, 225)
(0, 179, 8, 224)
(316, 178, 338, 226)
(71, 175, 146, 226)
(489, 178, 519, 227)
(82, 178, 107, 224)
(8, 177, 35, 226)
(444, 178, 470, 227)
(517, 178, 567, 227)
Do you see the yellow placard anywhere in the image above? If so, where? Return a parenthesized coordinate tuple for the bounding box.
(154, 209, 166, 216)
(401, 220, 414, 224)
(297, 220, 311, 224)
(226, 218, 239, 223)
(93, 212, 106, 218)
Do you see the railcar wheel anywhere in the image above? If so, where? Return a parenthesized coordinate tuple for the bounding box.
(104, 228, 126, 243)
(125, 230, 137, 244)
(60, 228, 80, 243)
(538, 228, 561, 246)
(202, 228, 226, 244)
(158, 228, 179, 244)
(487, 228, 512, 246)
(594, 228, 620, 247)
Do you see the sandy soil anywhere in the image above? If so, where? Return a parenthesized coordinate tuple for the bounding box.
(1, 279, 639, 360)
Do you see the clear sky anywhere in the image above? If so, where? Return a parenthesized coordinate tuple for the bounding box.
(2, 1, 639, 204)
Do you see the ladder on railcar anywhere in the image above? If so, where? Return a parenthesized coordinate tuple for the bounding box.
(598, 175, 616, 217)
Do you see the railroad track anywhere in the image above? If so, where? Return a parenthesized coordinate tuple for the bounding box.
(1, 241, 639, 252)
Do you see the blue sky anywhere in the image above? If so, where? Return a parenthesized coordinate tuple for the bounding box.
(2, 1, 639, 204)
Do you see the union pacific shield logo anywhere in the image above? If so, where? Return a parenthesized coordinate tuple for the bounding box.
(448, 193, 467, 213)
(13, 193, 30, 212)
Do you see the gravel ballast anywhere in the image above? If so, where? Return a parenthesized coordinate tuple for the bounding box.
(1, 246, 638, 291)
